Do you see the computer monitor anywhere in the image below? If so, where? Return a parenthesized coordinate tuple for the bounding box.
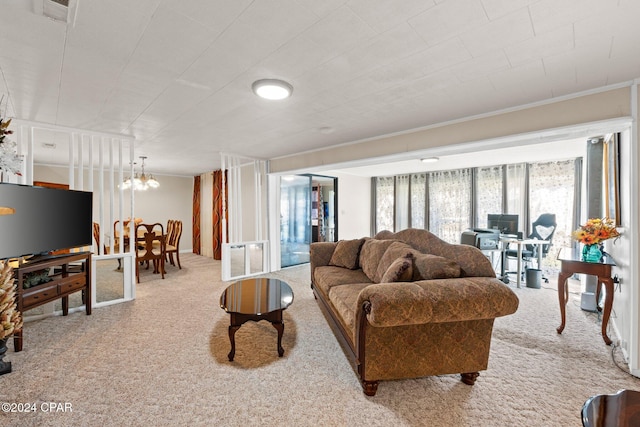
(487, 214, 519, 236)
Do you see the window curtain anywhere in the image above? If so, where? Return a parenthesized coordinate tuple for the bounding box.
(506, 163, 527, 234)
(212, 169, 227, 260)
(528, 160, 576, 268)
(410, 173, 426, 229)
(196, 170, 227, 260)
(192, 175, 201, 255)
(428, 169, 472, 243)
(475, 166, 503, 228)
(395, 175, 410, 231)
(375, 176, 395, 233)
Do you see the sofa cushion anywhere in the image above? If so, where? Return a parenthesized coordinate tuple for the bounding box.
(374, 241, 417, 283)
(412, 253, 461, 280)
(381, 254, 414, 283)
(359, 239, 398, 282)
(329, 238, 365, 269)
(314, 265, 372, 297)
(328, 283, 370, 344)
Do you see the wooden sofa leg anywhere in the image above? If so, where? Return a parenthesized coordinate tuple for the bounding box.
(361, 380, 379, 396)
(461, 372, 480, 385)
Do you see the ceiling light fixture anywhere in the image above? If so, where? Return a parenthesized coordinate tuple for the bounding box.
(420, 157, 439, 163)
(252, 79, 293, 100)
(121, 156, 160, 191)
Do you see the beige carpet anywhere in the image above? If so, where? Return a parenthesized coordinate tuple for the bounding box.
(1, 253, 639, 427)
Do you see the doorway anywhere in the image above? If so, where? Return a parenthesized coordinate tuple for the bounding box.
(280, 174, 337, 268)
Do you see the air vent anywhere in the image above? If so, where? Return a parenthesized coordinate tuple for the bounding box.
(41, 142, 57, 149)
(38, 0, 79, 25)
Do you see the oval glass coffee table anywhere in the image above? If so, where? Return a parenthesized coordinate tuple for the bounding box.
(219, 278, 294, 361)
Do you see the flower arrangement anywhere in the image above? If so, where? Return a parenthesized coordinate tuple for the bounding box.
(0, 95, 23, 176)
(0, 261, 23, 341)
(571, 217, 620, 245)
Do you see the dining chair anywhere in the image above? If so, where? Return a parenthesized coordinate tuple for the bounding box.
(113, 220, 132, 254)
(94, 222, 122, 269)
(92, 222, 105, 255)
(135, 223, 166, 283)
(165, 219, 183, 269)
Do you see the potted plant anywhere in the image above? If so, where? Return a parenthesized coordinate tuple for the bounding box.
(0, 260, 23, 374)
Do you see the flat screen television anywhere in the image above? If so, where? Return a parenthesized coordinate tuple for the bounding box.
(0, 183, 93, 259)
(487, 214, 519, 236)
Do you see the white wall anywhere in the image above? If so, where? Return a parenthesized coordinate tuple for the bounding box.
(326, 171, 371, 240)
(133, 174, 193, 251)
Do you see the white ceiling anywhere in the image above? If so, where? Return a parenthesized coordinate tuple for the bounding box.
(1, 0, 639, 176)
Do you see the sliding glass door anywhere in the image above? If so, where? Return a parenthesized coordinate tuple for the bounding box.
(280, 175, 312, 268)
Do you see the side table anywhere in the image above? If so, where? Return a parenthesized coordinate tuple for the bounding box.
(556, 248, 616, 345)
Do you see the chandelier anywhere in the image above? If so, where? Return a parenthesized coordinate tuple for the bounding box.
(121, 156, 159, 191)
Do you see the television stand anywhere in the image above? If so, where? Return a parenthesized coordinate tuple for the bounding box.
(13, 252, 92, 352)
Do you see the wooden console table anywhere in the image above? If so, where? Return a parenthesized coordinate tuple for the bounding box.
(556, 248, 616, 345)
(13, 252, 92, 352)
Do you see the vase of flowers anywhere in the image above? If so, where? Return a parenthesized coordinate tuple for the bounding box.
(0, 260, 23, 375)
(571, 217, 620, 262)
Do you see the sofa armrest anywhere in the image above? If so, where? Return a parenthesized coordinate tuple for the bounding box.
(356, 278, 518, 328)
(439, 245, 497, 278)
(357, 283, 434, 327)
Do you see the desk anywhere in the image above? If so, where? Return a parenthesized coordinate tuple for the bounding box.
(556, 248, 616, 345)
(500, 236, 549, 288)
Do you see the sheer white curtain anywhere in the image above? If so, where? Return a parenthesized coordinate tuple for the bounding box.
(529, 160, 576, 269)
(395, 175, 410, 231)
(506, 163, 527, 235)
(375, 176, 394, 233)
(428, 169, 472, 243)
(411, 173, 426, 229)
(476, 166, 503, 227)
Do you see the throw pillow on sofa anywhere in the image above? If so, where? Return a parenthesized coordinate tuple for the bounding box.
(360, 239, 399, 281)
(381, 254, 414, 283)
(329, 238, 366, 269)
(412, 253, 461, 280)
(374, 241, 416, 283)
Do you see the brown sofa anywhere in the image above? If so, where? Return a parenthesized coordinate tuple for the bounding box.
(310, 228, 519, 396)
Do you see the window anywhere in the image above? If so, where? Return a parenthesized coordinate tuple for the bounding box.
(373, 159, 579, 254)
(528, 160, 577, 267)
(475, 166, 503, 228)
(428, 169, 472, 244)
(395, 175, 410, 231)
(375, 176, 394, 233)
(410, 174, 426, 229)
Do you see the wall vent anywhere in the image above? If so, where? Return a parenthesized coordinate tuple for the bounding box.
(36, 0, 79, 25)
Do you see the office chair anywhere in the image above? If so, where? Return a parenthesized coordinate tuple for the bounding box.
(504, 213, 557, 284)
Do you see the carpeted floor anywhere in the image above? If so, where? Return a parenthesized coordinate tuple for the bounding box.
(1, 253, 639, 427)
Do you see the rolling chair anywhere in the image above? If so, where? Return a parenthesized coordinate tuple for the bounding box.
(504, 213, 557, 284)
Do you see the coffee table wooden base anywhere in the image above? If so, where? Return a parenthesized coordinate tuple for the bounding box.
(227, 310, 285, 361)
